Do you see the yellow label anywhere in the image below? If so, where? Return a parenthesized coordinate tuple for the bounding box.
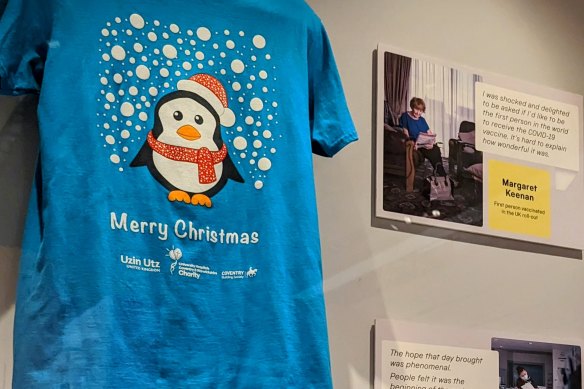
(488, 160, 551, 238)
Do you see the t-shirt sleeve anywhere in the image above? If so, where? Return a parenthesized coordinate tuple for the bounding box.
(421, 117, 430, 132)
(308, 20, 358, 157)
(0, 0, 50, 95)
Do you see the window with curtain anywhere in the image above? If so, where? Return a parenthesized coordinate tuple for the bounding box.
(408, 59, 482, 155)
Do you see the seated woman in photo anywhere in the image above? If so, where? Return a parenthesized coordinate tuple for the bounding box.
(516, 366, 538, 388)
(399, 97, 446, 177)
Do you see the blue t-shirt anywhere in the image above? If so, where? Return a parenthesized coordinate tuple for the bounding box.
(398, 112, 430, 141)
(0, 1, 358, 387)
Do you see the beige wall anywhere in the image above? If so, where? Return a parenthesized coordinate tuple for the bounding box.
(306, 0, 584, 387)
(2, 1, 584, 388)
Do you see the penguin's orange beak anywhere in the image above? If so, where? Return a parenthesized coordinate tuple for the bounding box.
(177, 125, 201, 141)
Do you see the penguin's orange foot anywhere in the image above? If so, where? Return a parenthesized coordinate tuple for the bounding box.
(191, 194, 212, 208)
(168, 190, 191, 203)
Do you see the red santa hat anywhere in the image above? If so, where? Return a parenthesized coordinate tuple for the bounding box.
(177, 74, 236, 127)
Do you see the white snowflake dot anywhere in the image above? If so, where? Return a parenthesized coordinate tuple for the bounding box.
(163, 44, 178, 59)
(258, 157, 272, 171)
(197, 27, 211, 41)
(121, 102, 135, 117)
(250, 98, 264, 112)
(111, 45, 126, 61)
(231, 59, 245, 74)
(110, 154, 121, 164)
(253, 35, 266, 49)
(130, 14, 145, 29)
(233, 136, 247, 150)
(136, 65, 150, 80)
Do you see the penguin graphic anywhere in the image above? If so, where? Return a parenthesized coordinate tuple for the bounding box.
(131, 74, 244, 208)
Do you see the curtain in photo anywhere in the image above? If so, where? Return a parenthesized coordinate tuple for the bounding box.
(384, 52, 411, 126)
(409, 59, 482, 155)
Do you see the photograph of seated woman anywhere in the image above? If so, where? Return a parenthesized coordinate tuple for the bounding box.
(516, 366, 538, 388)
(398, 97, 447, 177)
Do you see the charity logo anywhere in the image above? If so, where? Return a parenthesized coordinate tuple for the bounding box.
(166, 245, 182, 274)
(165, 245, 219, 279)
(96, 14, 280, 206)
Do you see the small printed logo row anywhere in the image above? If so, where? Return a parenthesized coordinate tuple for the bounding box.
(119, 246, 258, 279)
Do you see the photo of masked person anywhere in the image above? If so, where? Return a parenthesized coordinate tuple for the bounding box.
(516, 366, 539, 389)
(398, 97, 446, 177)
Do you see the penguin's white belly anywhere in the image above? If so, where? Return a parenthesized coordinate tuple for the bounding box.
(153, 154, 223, 193)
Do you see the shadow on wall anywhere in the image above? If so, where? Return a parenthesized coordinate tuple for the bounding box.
(0, 95, 39, 318)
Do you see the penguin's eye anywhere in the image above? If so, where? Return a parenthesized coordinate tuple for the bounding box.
(195, 115, 204, 125)
(173, 111, 183, 121)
